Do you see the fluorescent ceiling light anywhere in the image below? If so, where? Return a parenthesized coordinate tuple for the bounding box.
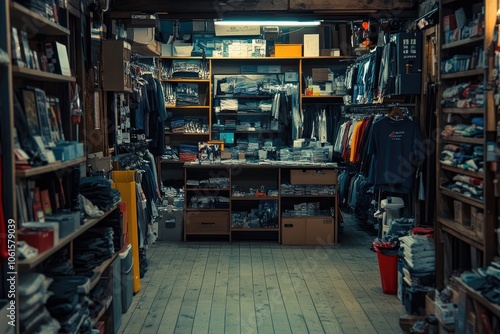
(214, 20, 322, 26)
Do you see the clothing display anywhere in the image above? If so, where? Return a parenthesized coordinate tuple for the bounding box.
(79, 177, 121, 211)
(368, 116, 424, 194)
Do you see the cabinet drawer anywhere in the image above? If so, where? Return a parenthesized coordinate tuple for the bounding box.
(290, 169, 337, 185)
(186, 211, 229, 234)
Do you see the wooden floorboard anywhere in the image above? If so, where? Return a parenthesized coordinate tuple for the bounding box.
(119, 213, 406, 334)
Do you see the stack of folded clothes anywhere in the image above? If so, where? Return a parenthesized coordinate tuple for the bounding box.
(441, 117, 484, 139)
(88, 280, 113, 321)
(460, 263, 500, 305)
(442, 174, 483, 200)
(42, 249, 75, 276)
(19, 273, 61, 334)
(399, 234, 436, 287)
(79, 177, 121, 211)
(440, 144, 484, 172)
(73, 227, 115, 277)
(46, 276, 92, 333)
(441, 82, 484, 108)
(179, 143, 198, 162)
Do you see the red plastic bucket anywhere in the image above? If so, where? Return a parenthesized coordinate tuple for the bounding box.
(376, 251, 399, 295)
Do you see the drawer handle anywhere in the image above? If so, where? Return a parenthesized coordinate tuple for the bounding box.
(284, 224, 293, 228)
(201, 222, 216, 225)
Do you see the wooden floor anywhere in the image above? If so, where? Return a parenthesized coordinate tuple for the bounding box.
(119, 214, 405, 334)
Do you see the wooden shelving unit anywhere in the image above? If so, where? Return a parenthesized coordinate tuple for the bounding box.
(18, 204, 119, 270)
(9, 2, 70, 36)
(12, 66, 76, 82)
(15, 157, 86, 178)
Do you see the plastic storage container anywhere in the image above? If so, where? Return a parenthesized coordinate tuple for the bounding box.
(120, 244, 133, 313)
(376, 248, 399, 294)
(111, 256, 122, 330)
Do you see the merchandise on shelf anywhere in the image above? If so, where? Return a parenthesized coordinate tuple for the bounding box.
(440, 143, 484, 172)
(441, 82, 484, 108)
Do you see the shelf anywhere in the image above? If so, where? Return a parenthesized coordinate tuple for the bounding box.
(91, 295, 113, 326)
(16, 157, 86, 178)
(438, 217, 483, 251)
(441, 68, 484, 79)
(215, 94, 274, 99)
(442, 108, 484, 115)
(18, 204, 119, 271)
(164, 132, 210, 136)
(456, 278, 500, 320)
(442, 137, 483, 145)
(231, 228, 279, 232)
(231, 197, 279, 201)
(280, 194, 336, 198)
(162, 78, 210, 83)
(215, 112, 272, 116)
(165, 105, 209, 109)
(212, 128, 278, 133)
(439, 187, 484, 209)
(160, 160, 185, 164)
(89, 252, 119, 290)
(302, 95, 344, 99)
(10, 2, 70, 36)
(442, 36, 484, 50)
(12, 66, 76, 83)
(162, 56, 354, 60)
(186, 188, 230, 192)
(441, 164, 484, 178)
(185, 208, 230, 211)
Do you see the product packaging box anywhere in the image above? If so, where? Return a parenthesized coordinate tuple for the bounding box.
(454, 200, 471, 226)
(275, 44, 302, 57)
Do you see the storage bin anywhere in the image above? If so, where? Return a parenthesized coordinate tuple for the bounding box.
(111, 256, 122, 330)
(156, 208, 183, 241)
(120, 244, 133, 313)
(275, 44, 302, 58)
(403, 286, 429, 315)
(375, 247, 399, 295)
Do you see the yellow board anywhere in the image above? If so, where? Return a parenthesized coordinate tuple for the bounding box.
(112, 170, 141, 293)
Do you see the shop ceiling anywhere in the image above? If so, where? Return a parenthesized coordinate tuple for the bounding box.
(110, 0, 418, 20)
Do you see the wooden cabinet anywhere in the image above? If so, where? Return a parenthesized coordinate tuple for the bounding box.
(184, 164, 339, 244)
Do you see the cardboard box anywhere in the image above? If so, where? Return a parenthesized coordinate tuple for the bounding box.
(306, 217, 334, 246)
(471, 207, 484, 238)
(312, 68, 330, 82)
(275, 44, 302, 58)
(435, 300, 458, 324)
(303, 34, 319, 57)
(282, 217, 307, 245)
(290, 169, 337, 185)
(127, 28, 155, 44)
(102, 40, 132, 92)
(454, 200, 470, 226)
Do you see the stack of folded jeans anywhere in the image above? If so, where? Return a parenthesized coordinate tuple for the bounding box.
(42, 248, 75, 276)
(79, 177, 121, 211)
(88, 280, 112, 320)
(73, 227, 114, 276)
(399, 234, 436, 286)
(19, 273, 61, 334)
(46, 276, 92, 333)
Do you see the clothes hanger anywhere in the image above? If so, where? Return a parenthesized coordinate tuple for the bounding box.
(388, 106, 404, 120)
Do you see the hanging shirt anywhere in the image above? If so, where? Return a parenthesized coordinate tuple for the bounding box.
(368, 117, 424, 193)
